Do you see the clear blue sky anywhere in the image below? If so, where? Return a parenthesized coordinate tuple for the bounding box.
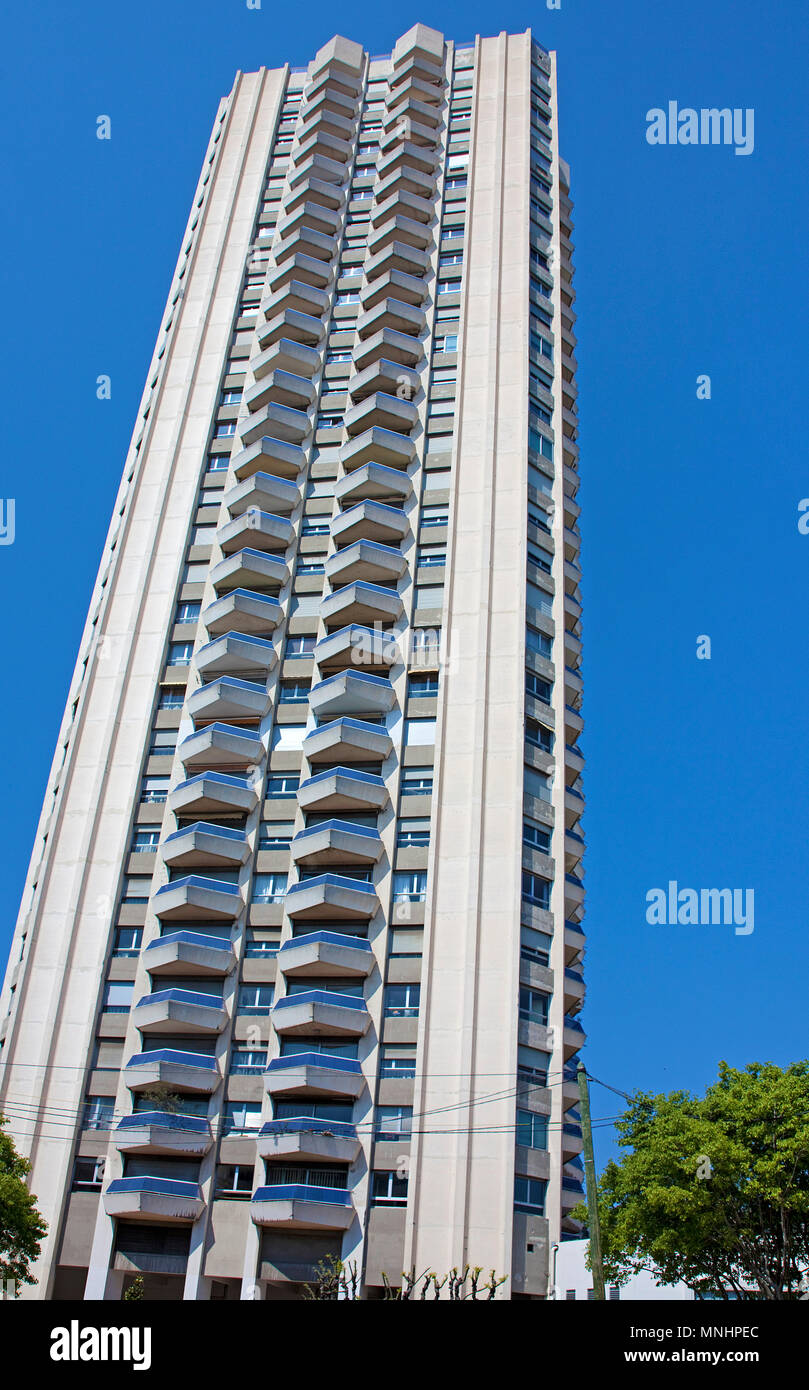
(2, 0, 807, 1164)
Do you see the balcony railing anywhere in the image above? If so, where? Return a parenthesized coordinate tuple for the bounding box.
(137, 988, 224, 1011)
(126, 1048, 218, 1071)
(265, 1053, 362, 1075)
(252, 1183, 351, 1205)
(116, 1111, 210, 1133)
(259, 1118, 356, 1139)
(274, 990, 366, 1012)
(106, 1176, 200, 1198)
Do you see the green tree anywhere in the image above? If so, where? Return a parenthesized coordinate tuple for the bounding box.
(123, 1275, 146, 1301)
(587, 1061, 809, 1300)
(0, 1114, 48, 1292)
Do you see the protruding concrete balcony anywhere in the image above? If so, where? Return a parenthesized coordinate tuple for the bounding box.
(375, 163, 436, 204)
(258, 307, 326, 351)
(321, 580, 403, 628)
(297, 766, 389, 815)
(285, 873, 378, 922)
(257, 1118, 360, 1165)
(142, 929, 236, 978)
(383, 93, 442, 134)
(380, 119, 440, 157)
(372, 188, 436, 227)
(314, 626, 398, 675)
(195, 632, 277, 679)
(209, 549, 288, 594)
(302, 716, 392, 765)
(563, 965, 586, 1013)
(203, 589, 283, 638)
(334, 462, 413, 506)
(291, 819, 383, 868)
(114, 1110, 213, 1157)
(288, 150, 347, 189)
(368, 212, 433, 255)
(179, 721, 264, 771)
(272, 988, 370, 1038)
(104, 1177, 204, 1223)
(349, 358, 420, 404)
(132, 986, 228, 1035)
(261, 279, 330, 322)
(232, 435, 307, 483)
(250, 1183, 353, 1231)
(356, 296, 426, 340)
(218, 510, 295, 555)
(563, 1014, 587, 1061)
(300, 82, 357, 122)
(344, 391, 418, 436)
(161, 822, 249, 871)
(245, 368, 317, 415)
(124, 1047, 222, 1096)
(564, 873, 585, 913)
(387, 72, 443, 109)
(309, 669, 396, 720)
(292, 128, 353, 167)
(284, 175, 346, 215)
(277, 199, 341, 241)
(376, 138, 439, 181)
(169, 772, 257, 820)
(353, 327, 423, 372)
(240, 401, 311, 449)
(278, 930, 374, 979)
(153, 875, 242, 922)
(267, 252, 334, 297)
(298, 101, 356, 145)
(325, 539, 406, 587)
(340, 426, 416, 471)
(263, 1051, 365, 1100)
(224, 472, 299, 520)
(331, 500, 410, 547)
(251, 337, 321, 388)
(187, 676, 271, 726)
(365, 238, 430, 281)
(360, 269, 427, 312)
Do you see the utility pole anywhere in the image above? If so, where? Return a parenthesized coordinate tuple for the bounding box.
(577, 1062, 605, 1300)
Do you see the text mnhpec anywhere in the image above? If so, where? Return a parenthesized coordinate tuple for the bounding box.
(646, 882, 754, 935)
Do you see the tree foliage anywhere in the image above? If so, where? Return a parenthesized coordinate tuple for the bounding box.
(0, 1114, 48, 1291)
(589, 1061, 809, 1300)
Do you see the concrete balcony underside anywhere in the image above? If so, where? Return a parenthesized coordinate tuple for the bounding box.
(296, 766, 389, 813)
(210, 549, 288, 595)
(278, 930, 374, 978)
(285, 874, 378, 921)
(321, 580, 404, 627)
(308, 669, 396, 718)
(303, 716, 393, 764)
(263, 1055, 365, 1099)
(224, 471, 300, 520)
(133, 990, 228, 1035)
(251, 336, 321, 383)
(257, 1123, 360, 1165)
(314, 626, 398, 674)
(195, 633, 277, 678)
(218, 510, 295, 555)
(232, 436, 307, 483)
(271, 991, 371, 1037)
(152, 875, 242, 921)
(114, 1113, 213, 1157)
(168, 772, 257, 819)
(179, 721, 265, 770)
(186, 676, 271, 726)
(352, 326, 423, 372)
(250, 1187, 353, 1231)
(142, 931, 236, 976)
(203, 589, 283, 637)
(331, 500, 409, 546)
(333, 461, 413, 505)
(104, 1179, 204, 1223)
(290, 819, 384, 867)
(124, 1051, 222, 1095)
(161, 820, 248, 869)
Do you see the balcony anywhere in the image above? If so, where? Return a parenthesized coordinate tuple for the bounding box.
(186, 676, 271, 726)
(365, 239, 430, 284)
(245, 368, 317, 415)
(348, 358, 421, 404)
(331, 500, 410, 547)
(104, 1177, 204, 1223)
(142, 929, 236, 977)
(114, 1110, 212, 1157)
(376, 139, 437, 179)
(303, 716, 392, 765)
(314, 626, 398, 675)
(262, 279, 329, 325)
(274, 222, 336, 264)
(285, 874, 378, 922)
(209, 549, 288, 595)
(277, 199, 342, 240)
(356, 296, 426, 340)
(300, 82, 357, 120)
(344, 392, 418, 437)
(297, 766, 389, 815)
(325, 541, 405, 590)
(353, 327, 423, 372)
(333, 462, 413, 506)
(368, 213, 433, 256)
(292, 129, 353, 168)
(203, 589, 283, 638)
(272, 989, 370, 1038)
(360, 270, 427, 312)
(178, 722, 264, 771)
(290, 819, 383, 868)
(287, 150, 347, 189)
(239, 401, 311, 449)
(257, 1118, 360, 1165)
(168, 771, 257, 820)
(380, 114, 440, 152)
(308, 669, 396, 719)
(340, 426, 416, 472)
(232, 436, 307, 483)
(152, 875, 242, 922)
(283, 175, 345, 215)
(250, 1183, 353, 1231)
(264, 1052, 365, 1100)
(132, 987, 228, 1035)
(218, 510, 295, 555)
(321, 581, 403, 628)
(250, 336, 321, 383)
(258, 307, 326, 351)
(563, 1014, 587, 1060)
(563, 965, 586, 1012)
(375, 163, 435, 204)
(124, 1047, 222, 1095)
(161, 822, 249, 870)
(278, 930, 374, 979)
(194, 633, 277, 679)
(298, 103, 355, 146)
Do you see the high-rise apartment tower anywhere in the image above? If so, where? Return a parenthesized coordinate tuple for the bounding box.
(0, 24, 586, 1300)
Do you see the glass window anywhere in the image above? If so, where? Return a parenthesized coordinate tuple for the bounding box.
(158, 689, 185, 709)
(258, 821, 294, 849)
(222, 1102, 262, 1135)
(103, 982, 133, 1014)
(245, 928, 281, 958)
(122, 875, 151, 903)
(73, 1156, 106, 1188)
(237, 985, 274, 1015)
(215, 1163, 254, 1194)
(371, 1170, 409, 1205)
(266, 775, 300, 798)
(526, 626, 552, 658)
(525, 671, 552, 703)
(131, 827, 161, 853)
(526, 718, 553, 753)
(379, 1045, 416, 1079)
(384, 984, 420, 1018)
(523, 821, 551, 853)
(113, 926, 142, 958)
(285, 634, 316, 656)
(392, 870, 427, 903)
(229, 1047, 267, 1075)
(167, 641, 193, 666)
(519, 985, 550, 1025)
(271, 724, 307, 751)
(140, 776, 169, 803)
(404, 718, 436, 746)
(253, 872, 287, 903)
(516, 1109, 548, 1150)
(522, 871, 551, 909)
(375, 1106, 412, 1141)
(400, 768, 433, 796)
(514, 1175, 547, 1214)
(82, 1098, 115, 1131)
(408, 673, 439, 697)
(396, 819, 431, 849)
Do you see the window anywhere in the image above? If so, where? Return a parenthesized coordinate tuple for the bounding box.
(404, 718, 436, 746)
(428, 399, 455, 417)
(517, 1109, 548, 1150)
(434, 333, 458, 353)
(380, 1045, 416, 1079)
(220, 389, 242, 406)
(206, 454, 230, 472)
(400, 767, 433, 796)
(121, 875, 151, 903)
(521, 927, 552, 968)
(439, 252, 463, 268)
(73, 1156, 106, 1189)
(326, 351, 352, 365)
(408, 673, 439, 697)
(526, 718, 553, 752)
(441, 225, 464, 240)
(149, 729, 177, 756)
(384, 983, 420, 1018)
(519, 985, 550, 1025)
(396, 819, 431, 849)
(445, 175, 468, 190)
(140, 776, 169, 804)
(285, 634, 316, 656)
(525, 672, 552, 704)
(417, 545, 446, 568)
(253, 873, 287, 903)
(215, 421, 237, 437)
(176, 601, 201, 624)
(271, 724, 307, 751)
(376, 1106, 412, 1141)
(296, 561, 324, 576)
(518, 1044, 551, 1086)
(524, 767, 552, 802)
(113, 926, 142, 958)
(167, 641, 193, 667)
(222, 1102, 262, 1135)
(266, 774, 299, 799)
(372, 1170, 409, 1205)
(528, 506, 551, 540)
(102, 981, 134, 1015)
(522, 871, 551, 909)
(529, 427, 554, 462)
(131, 827, 161, 853)
(229, 1047, 267, 1076)
(82, 1097, 116, 1132)
(300, 516, 331, 534)
(258, 821, 294, 850)
(438, 278, 462, 295)
(527, 541, 553, 575)
(526, 626, 552, 659)
(158, 689, 184, 709)
(514, 1175, 547, 1214)
(392, 870, 427, 903)
(420, 504, 449, 528)
(215, 1163, 254, 1195)
(245, 928, 281, 957)
(237, 985, 274, 1015)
